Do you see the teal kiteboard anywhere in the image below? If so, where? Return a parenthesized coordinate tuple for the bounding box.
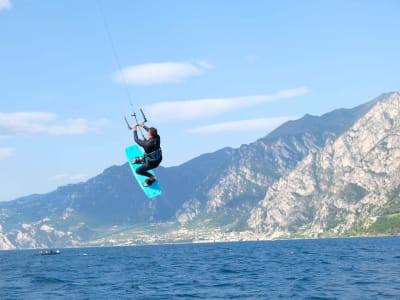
(125, 144, 162, 198)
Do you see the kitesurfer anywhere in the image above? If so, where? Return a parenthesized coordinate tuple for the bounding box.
(131, 122, 162, 186)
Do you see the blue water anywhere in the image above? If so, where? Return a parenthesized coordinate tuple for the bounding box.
(1, 237, 400, 299)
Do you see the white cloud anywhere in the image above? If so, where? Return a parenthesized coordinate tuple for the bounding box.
(145, 87, 308, 122)
(44, 118, 110, 135)
(189, 117, 294, 134)
(0, 112, 110, 137)
(113, 61, 213, 85)
(0, 0, 11, 11)
(0, 147, 15, 159)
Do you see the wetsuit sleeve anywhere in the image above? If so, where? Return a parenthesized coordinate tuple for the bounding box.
(133, 130, 146, 147)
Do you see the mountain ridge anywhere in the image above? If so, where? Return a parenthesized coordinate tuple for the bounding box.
(1, 92, 399, 249)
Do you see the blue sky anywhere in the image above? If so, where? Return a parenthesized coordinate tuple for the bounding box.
(1, 0, 399, 201)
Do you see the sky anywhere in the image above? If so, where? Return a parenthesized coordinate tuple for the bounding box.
(1, 0, 400, 201)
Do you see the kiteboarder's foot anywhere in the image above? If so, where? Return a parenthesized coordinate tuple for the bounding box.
(143, 176, 155, 187)
(132, 157, 144, 164)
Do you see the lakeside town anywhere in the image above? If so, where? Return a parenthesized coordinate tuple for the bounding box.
(86, 225, 273, 247)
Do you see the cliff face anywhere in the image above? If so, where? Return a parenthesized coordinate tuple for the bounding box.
(175, 100, 376, 227)
(176, 96, 376, 231)
(248, 93, 400, 238)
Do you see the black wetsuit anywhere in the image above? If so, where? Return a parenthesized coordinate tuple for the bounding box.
(134, 126, 162, 178)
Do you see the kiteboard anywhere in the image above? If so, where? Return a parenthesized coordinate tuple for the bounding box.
(125, 144, 162, 198)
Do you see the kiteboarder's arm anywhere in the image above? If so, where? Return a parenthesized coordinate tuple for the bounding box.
(132, 125, 145, 146)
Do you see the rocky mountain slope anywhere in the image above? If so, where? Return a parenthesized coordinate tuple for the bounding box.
(175, 98, 376, 229)
(248, 92, 400, 238)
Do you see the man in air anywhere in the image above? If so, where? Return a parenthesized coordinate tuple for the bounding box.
(131, 121, 162, 186)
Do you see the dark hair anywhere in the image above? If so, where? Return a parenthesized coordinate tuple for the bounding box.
(149, 127, 158, 137)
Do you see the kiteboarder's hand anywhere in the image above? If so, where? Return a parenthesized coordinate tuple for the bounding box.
(139, 121, 145, 128)
(132, 125, 137, 131)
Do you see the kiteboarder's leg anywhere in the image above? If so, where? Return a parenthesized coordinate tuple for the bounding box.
(136, 163, 156, 186)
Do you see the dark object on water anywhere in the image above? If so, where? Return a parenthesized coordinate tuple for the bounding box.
(39, 249, 61, 255)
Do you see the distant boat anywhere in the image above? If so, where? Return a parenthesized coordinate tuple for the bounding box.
(39, 249, 61, 255)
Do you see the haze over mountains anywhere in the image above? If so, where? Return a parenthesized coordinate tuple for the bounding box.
(1, 92, 400, 249)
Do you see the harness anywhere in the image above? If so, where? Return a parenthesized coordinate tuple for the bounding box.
(144, 148, 162, 162)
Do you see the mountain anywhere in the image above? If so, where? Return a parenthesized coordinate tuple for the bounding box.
(248, 92, 400, 238)
(174, 97, 377, 229)
(1, 92, 398, 249)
